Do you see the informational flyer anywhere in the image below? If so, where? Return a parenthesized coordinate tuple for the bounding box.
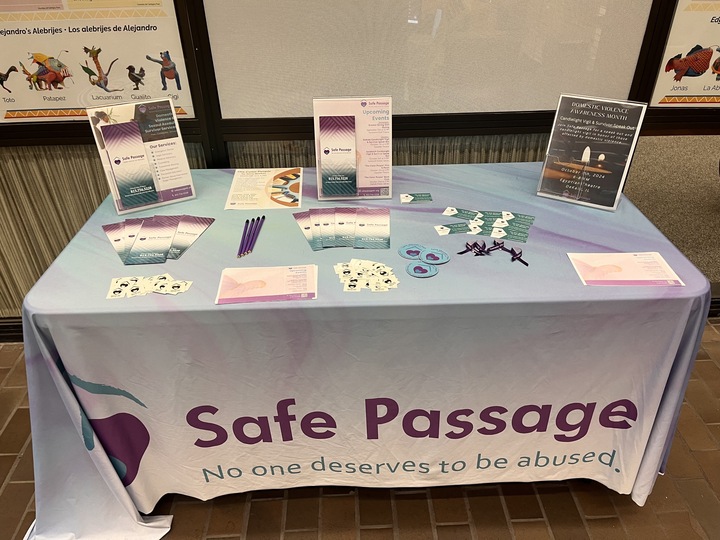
(224, 168, 302, 210)
(88, 98, 195, 214)
(0, 0, 192, 122)
(537, 94, 646, 211)
(313, 96, 392, 201)
(567, 252, 685, 286)
(650, 0, 720, 107)
(215, 265, 318, 304)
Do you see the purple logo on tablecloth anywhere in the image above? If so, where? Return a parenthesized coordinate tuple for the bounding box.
(89, 413, 150, 486)
(68, 373, 150, 487)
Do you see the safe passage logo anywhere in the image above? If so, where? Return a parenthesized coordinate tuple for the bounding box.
(185, 396, 638, 446)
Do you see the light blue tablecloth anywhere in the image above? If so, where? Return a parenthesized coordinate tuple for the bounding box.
(23, 163, 710, 539)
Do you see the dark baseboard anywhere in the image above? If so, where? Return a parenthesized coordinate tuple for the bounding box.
(1, 286, 718, 343)
(710, 283, 720, 318)
(0, 317, 23, 343)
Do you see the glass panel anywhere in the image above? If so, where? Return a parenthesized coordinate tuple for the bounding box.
(205, 0, 652, 118)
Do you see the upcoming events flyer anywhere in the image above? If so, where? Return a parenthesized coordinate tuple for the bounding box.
(537, 94, 646, 212)
(88, 98, 195, 215)
(313, 97, 392, 201)
(568, 252, 684, 286)
(224, 168, 303, 210)
(215, 265, 318, 304)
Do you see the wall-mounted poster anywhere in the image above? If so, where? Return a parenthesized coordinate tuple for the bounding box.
(651, 0, 720, 106)
(0, 0, 192, 122)
(537, 95, 646, 212)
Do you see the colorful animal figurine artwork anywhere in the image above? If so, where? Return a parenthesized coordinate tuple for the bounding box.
(0, 65, 17, 92)
(81, 46, 121, 92)
(145, 51, 181, 91)
(712, 53, 720, 81)
(126, 65, 145, 90)
(665, 44, 715, 81)
(20, 53, 72, 90)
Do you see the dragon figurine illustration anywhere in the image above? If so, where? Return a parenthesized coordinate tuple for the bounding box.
(665, 44, 718, 81)
(81, 46, 122, 92)
(20, 52, 72, 90)
(146, 51, 181, 91)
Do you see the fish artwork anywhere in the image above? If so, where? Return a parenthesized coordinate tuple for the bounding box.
(665, 44, 715, 81)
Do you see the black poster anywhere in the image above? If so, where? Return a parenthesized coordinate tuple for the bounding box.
(537, 95, 646, 211)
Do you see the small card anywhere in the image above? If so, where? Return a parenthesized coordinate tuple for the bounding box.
(434, 222, 482, 235)
(443, 207, 480, 221)
(401, 193, 432, 203)
(335, 259, 399, 292)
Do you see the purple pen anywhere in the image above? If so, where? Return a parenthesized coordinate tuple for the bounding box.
(237, 219, 250, 257)
(240, 217, 255, 257)
(247, 215, 265, 254)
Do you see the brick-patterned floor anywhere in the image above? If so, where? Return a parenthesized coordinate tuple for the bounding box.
(2, 320, 720, 539)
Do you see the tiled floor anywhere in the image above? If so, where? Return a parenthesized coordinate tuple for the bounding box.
(2, 321, 720, 540)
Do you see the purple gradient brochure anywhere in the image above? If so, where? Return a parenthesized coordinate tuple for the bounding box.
(167, 215, 215, 259)
(87, 98, 195, 215)
(102, 214, 214, 264)
(313, 96, 392, 200)
(215, 265, 318, 304)
(124, 216, 178, 265)
(354, 208, 391, 249)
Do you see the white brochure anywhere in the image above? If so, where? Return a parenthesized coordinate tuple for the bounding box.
(224, 168, 303, 210)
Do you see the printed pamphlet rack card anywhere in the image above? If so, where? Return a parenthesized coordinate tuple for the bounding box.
(87, 97, 195, 215)
(313, 96, 392, 201)
(536, 94, 646, 211)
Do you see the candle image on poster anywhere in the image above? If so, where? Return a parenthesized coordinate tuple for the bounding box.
(536, 95, 646, 212)
(650, 0, 720, 106)
(0, 0, 192, 122)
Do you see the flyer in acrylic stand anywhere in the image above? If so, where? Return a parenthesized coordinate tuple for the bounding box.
(313, 96, 392, 201)
(536, 94, 646, 211)
(87, 97, 195, 215)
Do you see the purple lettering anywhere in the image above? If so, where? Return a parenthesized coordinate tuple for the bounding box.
(477, 405, 507, 435)
(273, 398, 297, 441)
(554, 402, 596, 442)
(402, 409, 440, 438)
(186, 405, 228, 448)
(366, 397, 399, 439)
(232, 416, 272, 444)
(445, 408, 474, 439)
(301, 411, 337, 439)
(599, 399, 638, 429)
(512, 404, 551, 434)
